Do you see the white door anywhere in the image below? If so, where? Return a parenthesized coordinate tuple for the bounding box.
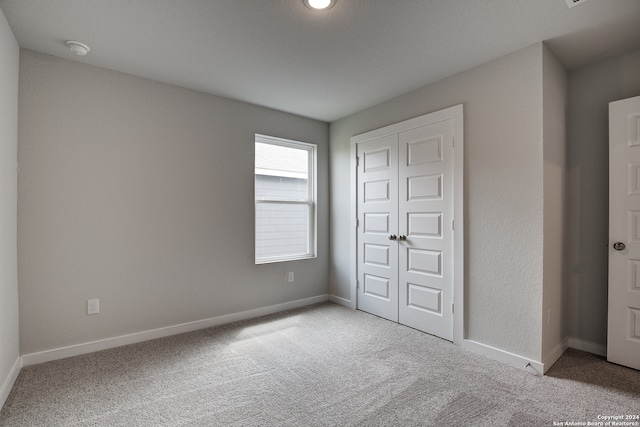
(398, 121, 454, 340)
(356, 120, 454, 341)
(609, 95, 640, 371)
(357, 134, 399, 322)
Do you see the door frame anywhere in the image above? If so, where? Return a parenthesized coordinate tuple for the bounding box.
(349, 104, 465, 345)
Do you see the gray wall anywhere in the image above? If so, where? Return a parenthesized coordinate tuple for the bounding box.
(542, 45, 568, 362)
(566, 48, 640, 351)
(18, 50, 329, 355)
(0, 6, 19, 401)
(330, 44, 545, 360)
(11, 32, 639, 370)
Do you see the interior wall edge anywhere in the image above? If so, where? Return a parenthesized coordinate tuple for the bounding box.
(328, 294, 351, 308)
(0, 3, 20, 415)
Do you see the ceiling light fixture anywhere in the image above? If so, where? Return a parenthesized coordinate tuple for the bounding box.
(65, 40, 90, 56)
(303, 0, 336, 11)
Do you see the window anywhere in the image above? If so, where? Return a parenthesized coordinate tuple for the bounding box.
(255, 134, 316, 263)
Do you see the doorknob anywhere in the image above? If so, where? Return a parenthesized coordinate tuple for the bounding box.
(398, 235, 407, 241)
(389, 234, 397, 241)
(613, 242, 626, 251)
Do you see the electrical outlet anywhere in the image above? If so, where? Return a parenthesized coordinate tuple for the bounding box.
(287, 272, 295, 283)
(87, 299, 100, 315)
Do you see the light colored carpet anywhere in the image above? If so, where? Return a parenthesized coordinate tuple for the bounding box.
(1, 302, 639, 426)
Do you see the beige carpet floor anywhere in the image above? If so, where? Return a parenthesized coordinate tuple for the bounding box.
(1, 302, 639, 426)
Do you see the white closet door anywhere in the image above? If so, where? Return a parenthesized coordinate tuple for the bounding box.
(608, 95, 640, 371)
(398, 120, 454, 341)
(356, 134, 399, 322)
(354, 105, 461, 342)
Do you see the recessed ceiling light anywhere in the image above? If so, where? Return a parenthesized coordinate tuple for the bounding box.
(303, 0, 336, 11)
(65, 40, 90, 56)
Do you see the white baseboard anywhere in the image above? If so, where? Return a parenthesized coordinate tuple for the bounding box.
(463, 339, 544, 375)
(542, 338, 569, 373)
(329, 294, 352, 308)
(0, 357, 22, 411)
(567, 337, 606, 357)
(22, 294, 329, 367)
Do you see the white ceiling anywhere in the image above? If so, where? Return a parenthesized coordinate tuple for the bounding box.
(1, 0, 640, 122)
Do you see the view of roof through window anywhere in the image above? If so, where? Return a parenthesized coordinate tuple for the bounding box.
(255, 142, 308, 179)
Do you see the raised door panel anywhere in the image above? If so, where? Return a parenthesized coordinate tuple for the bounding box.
(407, 248, 442, 277)
(407, 174, 442, 200)
(407, 213, 442, 239)
(407, 283, 442, 314)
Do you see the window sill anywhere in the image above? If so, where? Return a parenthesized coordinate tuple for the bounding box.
(255, 254, 317, 265)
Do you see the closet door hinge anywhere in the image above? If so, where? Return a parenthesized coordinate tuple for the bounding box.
(356, 157, 360, 167)
(356, 219, 360, 228)
(452, 302, 454, 313)
(452, 220, 454, 231)
(356, 280, 359, 289)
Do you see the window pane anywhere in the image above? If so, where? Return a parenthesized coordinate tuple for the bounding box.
(254, 135, 316, 264)
(255, 175, 308, 200)
(256, 203, 310, 260)
(255, 142, 309, 200)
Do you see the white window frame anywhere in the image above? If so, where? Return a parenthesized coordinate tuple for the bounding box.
(255, 134, 317, 264)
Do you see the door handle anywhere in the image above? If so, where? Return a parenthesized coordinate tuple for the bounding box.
(398, 235, 407, 241)
(389, 234, 397, 241)
(613, 242, 626, 251)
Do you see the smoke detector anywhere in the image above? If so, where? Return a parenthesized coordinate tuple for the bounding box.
(65, 40, 90, 56)
(565, 0, 589, 8)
